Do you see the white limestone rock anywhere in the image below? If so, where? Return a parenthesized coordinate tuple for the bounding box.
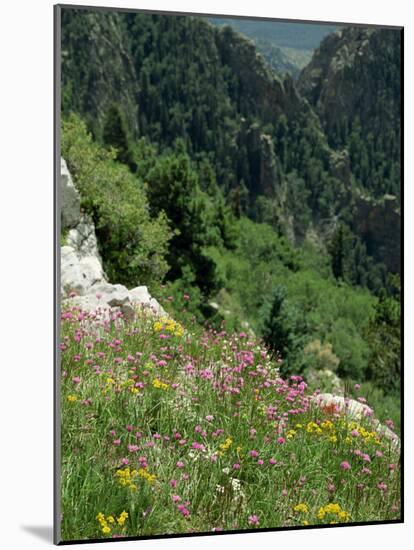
(61, 158, 81, 229)
(61, 245, 105, 295)
(66, 214, 101, 259)
(130, 286, 167, 316)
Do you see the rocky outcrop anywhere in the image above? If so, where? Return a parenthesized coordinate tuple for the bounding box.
(60, 158, 166, 318)
(61, 157, 81, 229)
(314, 393, 399, 448)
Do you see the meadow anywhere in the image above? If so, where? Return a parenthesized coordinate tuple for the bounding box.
(60, 298, 401, 541)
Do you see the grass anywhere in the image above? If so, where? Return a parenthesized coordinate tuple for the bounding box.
(59, 300, 401, 541)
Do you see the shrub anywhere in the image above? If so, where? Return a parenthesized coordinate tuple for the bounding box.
(61, 114, 173, 289)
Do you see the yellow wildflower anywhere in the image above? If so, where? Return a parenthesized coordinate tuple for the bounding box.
(117, 511, 129, 526)
(293, 503, 309, 514)
(152, 378, 169, 390)
(138, 467, 156, 483)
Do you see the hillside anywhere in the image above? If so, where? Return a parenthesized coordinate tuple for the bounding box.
(298, 27, 401, 199)
(58, 10, 402, 539)
(210, 18, 338, 73)
(60, 6, 401, 401)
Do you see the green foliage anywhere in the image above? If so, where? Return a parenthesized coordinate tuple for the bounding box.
(364, 288, 401, 394)
(328, 223, 348, 280)
(60, 10, 401, 399)
(328, 223, 388, 293)
(327, 318, 370, 381)
(260, 285, 304, 373)
(60, 228, 69, 246)
(102, 103, 137, 171)
(144, 143, 223, 297)
(61, 113, 173, 288)
(303, 340, 340, 372)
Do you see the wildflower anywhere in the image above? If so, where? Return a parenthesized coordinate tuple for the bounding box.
(249, 450, 259, 458)
(277, 437, 286, 445)
(293, 503, 309, 514)
(67, 394, 77, 403)
(117, 511, 128, 526)
(269, 458, 277, 465)
(385, 419, 395, 430)
(138, 467, 156, 483)
(152, 378, 169, 390)
(248, 514, 259, 525)
(340, 461, 351, 470)
(115, 467, 138, 490)
(317, 503, 350, 523)
(233, 463, 241, 470)
(177, 504, 190, 517)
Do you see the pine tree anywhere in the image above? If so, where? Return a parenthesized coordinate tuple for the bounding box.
(103, 103, 137, 171)
(328, 223, 346, 280)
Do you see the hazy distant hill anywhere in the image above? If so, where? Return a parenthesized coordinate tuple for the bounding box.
(209, 18, 338, 73)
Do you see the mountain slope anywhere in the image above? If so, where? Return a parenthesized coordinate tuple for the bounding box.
(60, 8, 401, 281)
(298, 27, 401, 199)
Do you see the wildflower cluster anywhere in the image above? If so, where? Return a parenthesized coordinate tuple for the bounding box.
(218, 437, 233, 456)
(96, 511, 129, 535)
(115, 467, 138, 491)
(152, 378, 169, 390)
(60, 303, 400, 540)
(153, 317, 184, 338)
(138, 467, 157, 484)
(317, 503, 351, 524)
(293, 503, 309, 514)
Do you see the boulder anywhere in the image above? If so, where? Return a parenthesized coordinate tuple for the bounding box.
(130, 286, 167, 316)
(60, 157, 166, 321)
(313, 393, 399, 448)
(61, 245, 104, 295)
(61, 158, 81, 229)
(66, 214, 101, 259)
